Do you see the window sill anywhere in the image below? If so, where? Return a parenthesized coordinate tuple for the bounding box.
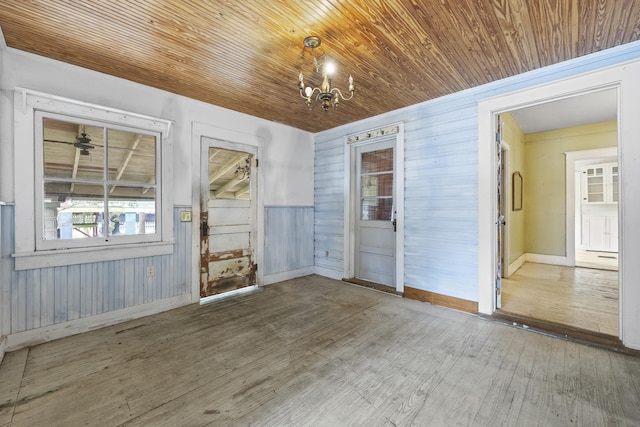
(13, 241, 174, 271)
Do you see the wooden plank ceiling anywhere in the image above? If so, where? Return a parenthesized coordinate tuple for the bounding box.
(1, 1, 639, 133)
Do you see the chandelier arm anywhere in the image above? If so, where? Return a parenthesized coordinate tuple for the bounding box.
(331, 88, 355, 101)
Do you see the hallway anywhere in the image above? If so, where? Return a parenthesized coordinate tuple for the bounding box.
(501, 262, 618, 336)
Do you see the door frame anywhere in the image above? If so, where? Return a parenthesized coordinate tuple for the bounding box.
(343, 123, 405, 293)
(499, 141, 511, 279)
(477, 61, 640, 346)
(191, 123, 264, 303)
(565, 146, 618, 266)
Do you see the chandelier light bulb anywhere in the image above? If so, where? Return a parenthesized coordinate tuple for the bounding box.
(324, 61, 336, 76)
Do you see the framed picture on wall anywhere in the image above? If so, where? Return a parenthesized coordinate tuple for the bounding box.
(513, 171, 523, 211)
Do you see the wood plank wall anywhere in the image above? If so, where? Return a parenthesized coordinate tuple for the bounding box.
(313, 41, 640, 303)
(313, 142, 345, 274)
(0, 206, 191, 336)
(264, 207, 314, 275)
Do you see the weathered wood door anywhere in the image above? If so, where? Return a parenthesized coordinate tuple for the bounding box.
(200, 141, 257, 297)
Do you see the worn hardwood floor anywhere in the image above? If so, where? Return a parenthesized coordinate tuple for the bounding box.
(1, 275, 639, 426)
(501, 262, 619, 336)
(575, 249, 618, 271)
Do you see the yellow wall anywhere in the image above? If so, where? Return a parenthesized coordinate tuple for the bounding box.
(524, 120, 617, 256)
(501, 113, 526, 265)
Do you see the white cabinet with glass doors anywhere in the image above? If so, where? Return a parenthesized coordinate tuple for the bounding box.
(581, 163, 618, 204)
(579, 162, 618, 252)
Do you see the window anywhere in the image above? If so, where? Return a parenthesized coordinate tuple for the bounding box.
(13, 89, 173, 269)
(37, 113, 160, 249)
(360, 148, 394, 220)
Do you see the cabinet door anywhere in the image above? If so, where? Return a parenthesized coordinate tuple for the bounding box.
(584, 166, 605, 203)
(583, 216, 607, 250)
(581, 163, 618, 204)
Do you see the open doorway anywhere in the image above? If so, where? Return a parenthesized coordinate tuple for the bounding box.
(497, 89, 620, 337)
(574, 150, 618, 271)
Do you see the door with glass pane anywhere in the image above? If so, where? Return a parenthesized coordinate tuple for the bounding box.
(200, 140, 257, 298)
(355, 140, 395, 286)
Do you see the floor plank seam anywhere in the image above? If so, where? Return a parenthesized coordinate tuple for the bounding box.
(9, 348, 30, 426)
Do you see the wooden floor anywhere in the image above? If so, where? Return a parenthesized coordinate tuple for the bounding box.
(575, 249, 618, 271)
(2, 275, 639, 426)
(501, 263, 618, 336)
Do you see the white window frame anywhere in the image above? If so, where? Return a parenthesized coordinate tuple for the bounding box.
(13, 88, 174, 270)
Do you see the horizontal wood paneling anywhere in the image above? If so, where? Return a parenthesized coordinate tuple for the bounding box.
(314, 42, 640, 303)
(0, 206, 191, 335)
(263, 207, 314, 275)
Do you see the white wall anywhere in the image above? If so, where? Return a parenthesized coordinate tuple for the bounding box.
(0, 47, 314, 207)
(0, 42, 314, 351)
(0, 32, 5, 363)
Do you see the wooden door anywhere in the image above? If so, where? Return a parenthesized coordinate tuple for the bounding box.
(355, 140, 395, 286)
(200, 143, 257, 297)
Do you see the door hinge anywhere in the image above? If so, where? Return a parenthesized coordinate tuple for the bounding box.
(256, 158, 259, 167)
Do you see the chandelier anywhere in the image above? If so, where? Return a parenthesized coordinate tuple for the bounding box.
(297, 36, 355, 112)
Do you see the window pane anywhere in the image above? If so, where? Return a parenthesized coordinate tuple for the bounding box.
(43, 118, 104, 180)
(361, 148, 393, 174)
(361, 173, 393, 197)
(360, 148, 394, 221)
(361, 197, 393, 220)
(208, 148, 252, 200)
(44, 182, 106, 240)
(108, 190, 156, 236)
(107, 129, 156, 185)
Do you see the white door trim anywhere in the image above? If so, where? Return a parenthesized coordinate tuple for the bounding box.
(479, 79, 622, 315)
(191, 123, 264, 303)
(565, 146, 618, 266)
(343, 123, 405, 293)
(478, 59, 640, 350)
(500, 141, 511, 279)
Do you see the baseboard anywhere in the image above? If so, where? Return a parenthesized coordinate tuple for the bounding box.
(525, 253, 567, 266)
(6, 294, 191, 352)
(507, 253, 526, 277)
(313, 265, 344, 281)
(262, 266, 314, 285)
(404, 287, 478, 314)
